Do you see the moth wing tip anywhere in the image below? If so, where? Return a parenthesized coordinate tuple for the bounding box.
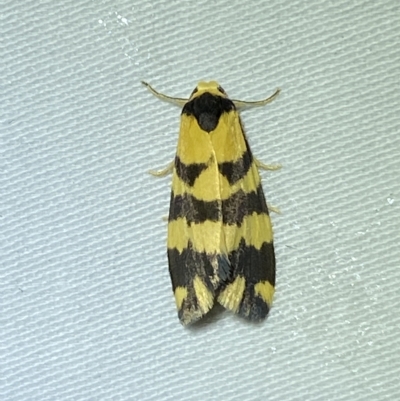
(178, 307, 208, 326)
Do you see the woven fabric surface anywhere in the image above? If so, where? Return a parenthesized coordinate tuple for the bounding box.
(1, 0, 400, 400)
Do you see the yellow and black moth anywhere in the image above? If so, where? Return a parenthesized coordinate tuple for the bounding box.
(142, 81, 280, 325)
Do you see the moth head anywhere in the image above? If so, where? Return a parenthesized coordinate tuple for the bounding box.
(189, 81, 228, 100)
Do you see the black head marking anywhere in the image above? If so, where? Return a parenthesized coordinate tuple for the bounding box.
(182, 93, 235, 132)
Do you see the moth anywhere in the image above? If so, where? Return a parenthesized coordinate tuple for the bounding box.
(142, 81, 280, 325)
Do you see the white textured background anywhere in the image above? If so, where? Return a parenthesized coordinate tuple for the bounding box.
(1, 1, 399, 400)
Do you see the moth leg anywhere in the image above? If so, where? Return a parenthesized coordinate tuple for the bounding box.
(142, 81, 187, 107)
(254, 158, 282, 171)
(148, 162, 174, 221)
(149, 160, 174, 177)
(232, 88, 280, 110)
(254, 159, 281, 213)
(268, 204, 281, 214)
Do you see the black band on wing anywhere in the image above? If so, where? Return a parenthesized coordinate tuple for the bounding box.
(169, 185, 268, 225)
(218, 149, 253, 185)
(169, 192, 220, 223)
(168, 242, 230, 289)
(175, 156, 208, 187)
(222, 185, 269, 225)
(227, 239, 276, 286)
